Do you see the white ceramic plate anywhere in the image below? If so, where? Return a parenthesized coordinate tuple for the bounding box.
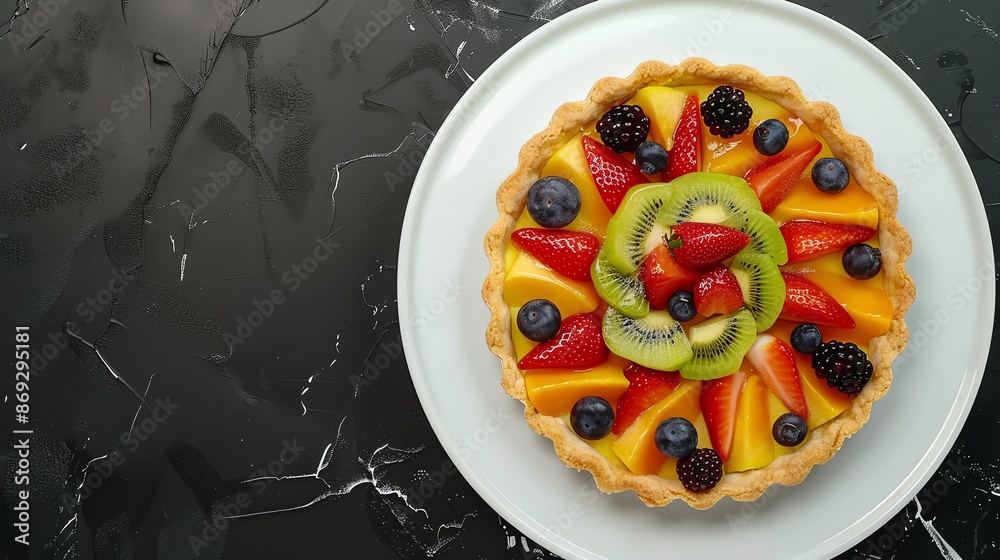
(398, 0, 993, 557)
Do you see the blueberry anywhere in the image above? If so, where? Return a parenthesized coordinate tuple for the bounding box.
(668, 291, 696, 322)
(527, 176, 581, 228)
(842, 244, 881, 280)
(517, 299, 561, 342)
(790, 323, 823, 354)
(772, 413, 808, 446)
(634, 141, 669, 174)
(571, 396, 615, 440)
(811, 158, 850, 193)
(655, 417, 698, 458)
(752, 119, 789, 156)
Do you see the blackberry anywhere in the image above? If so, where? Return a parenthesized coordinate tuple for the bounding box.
(701, 85, 753, 139)
(596, 105, 650, 153)
(812, 340, 873, 395)
(676, 448, 723, 492)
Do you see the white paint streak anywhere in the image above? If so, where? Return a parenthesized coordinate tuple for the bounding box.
(228, 441, 428, 523)
(961, 9, 999, 42)
(127, 374, 156, 439)
(242, 421, 343, 485)
(58, 513, 78, 536)
(326, 124, 434, 229)
(914, 497, 964, 560)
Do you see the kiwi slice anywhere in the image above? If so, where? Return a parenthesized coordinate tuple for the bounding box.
(592, 248, 649, 319)
(660, 172, 761, 225)
(724, 209, 789, 265)
(679, 309, 756, 380)
(604, 183, 673, 274)
(602, 308, 693, 371)
(730, 252, 785, 331)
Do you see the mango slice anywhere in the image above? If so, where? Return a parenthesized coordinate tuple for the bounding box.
(726, 375, 775, 472)
(540, 132, 613, 236)
(770, 142, 879, 228)
(526, 362, 630, 417)
(804, 271, 893, 340)
(627, 86, 687, 150)
(611, 379, 701, 475)
(503, 251, 600, 317)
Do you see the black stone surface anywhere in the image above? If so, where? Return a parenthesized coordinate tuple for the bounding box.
(1, 1, 998, 558)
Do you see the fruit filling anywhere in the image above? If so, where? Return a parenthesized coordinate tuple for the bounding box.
(503, 84, 891, 491)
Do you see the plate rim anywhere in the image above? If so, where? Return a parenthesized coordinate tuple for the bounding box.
(397, 0, 994, 558)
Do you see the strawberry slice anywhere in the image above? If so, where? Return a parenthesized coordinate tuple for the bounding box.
(510, 228, 600, 281)
(582, 135, 648, 213)
(694, 267, 744, 316)
(779, 220, 877, 264)
(613, 363, 681, 436)
(746, 334, 808, 418)
(667, 222, 751, 270)
(745, 142, 822, 213)
(662, 95, 701, 182)
(700, 370, 746, 462)
(780, 271, 856, 328)
(517, 313, 608, 370)
(640, 245, 700, 309)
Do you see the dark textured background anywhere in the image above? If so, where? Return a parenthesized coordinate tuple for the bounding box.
(1, 0, 998, 558)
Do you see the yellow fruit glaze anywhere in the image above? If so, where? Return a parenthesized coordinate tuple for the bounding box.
(501, 83, 892, 480)
(726, 374, 774, 473)
(627, 86, 687, 150)
(611, 379, 701, 475)
(525, 362, 630, 416)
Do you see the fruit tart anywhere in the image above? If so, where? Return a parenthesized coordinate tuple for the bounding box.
(482, 59, 914, 509)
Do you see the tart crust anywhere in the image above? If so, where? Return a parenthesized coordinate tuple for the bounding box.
(483, 58, 915, 509)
